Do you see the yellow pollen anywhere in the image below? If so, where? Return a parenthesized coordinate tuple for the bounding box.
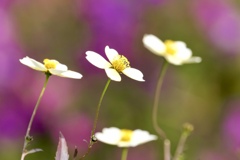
(111, 55, 130, 73)
(164, 40, 177, 55)
(43, 59, 59, 69)
(120, 129, 133, 142)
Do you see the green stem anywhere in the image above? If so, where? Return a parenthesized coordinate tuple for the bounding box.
(172, 133, 188, 160)
(173, 123, 193, 160)
(21, 74, 50, 157)
(121, 148, 128, 160)
(80, 79, 111, 159)
(91, 78, 111, 137)
(152, 60, 168, 140)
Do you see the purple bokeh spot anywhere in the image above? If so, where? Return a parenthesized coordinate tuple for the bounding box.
(193, 0, 240, 54)
(223, 101, 240, 152)
(76, 0, 164, 72)
(49, 114, 92, 152)
(198, 150, 228, 160)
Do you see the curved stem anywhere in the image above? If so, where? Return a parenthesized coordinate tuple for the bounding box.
(91, 79, 111, 136)
(152, 60, 168, 140)
(121, 148, 128, 160)
(21, 74, 50, 158)
(80, 79, 111, 159)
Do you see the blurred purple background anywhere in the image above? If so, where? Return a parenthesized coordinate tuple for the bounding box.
(1, 0, 240, 159)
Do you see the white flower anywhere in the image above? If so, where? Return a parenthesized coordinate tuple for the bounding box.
(95, 127, 157, 147)
(143, 34, 202, 65)
(86, 46, 145, 82)
(20, 56, 82, 79)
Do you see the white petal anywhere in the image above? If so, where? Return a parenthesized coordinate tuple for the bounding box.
(164, 55, 183, 65)
(86, 51, 112, 69)
(50, 70, 82, 79)
(19, 56, 47, 71)
(49, 69, 65, 76)
(105, 46, 119, 63)
(131, 130, 157, 147)
(175, 48, 192, 61)
(175, 41, 187, 50)
(55, 63, 68, 71)
(117, 142, 132, 147)
(122, 68, 145, 82)
(95, 127, 121, 145)
(55, 133, 69, 160)
(143, 34, 166, 56)
(105, 68, 121, 82)
(183, 56, 202, 64)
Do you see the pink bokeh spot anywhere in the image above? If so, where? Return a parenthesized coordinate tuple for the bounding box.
(223, 101, 240, 152)
(49, 114, 92, 153)
(193, 0, 240, 54)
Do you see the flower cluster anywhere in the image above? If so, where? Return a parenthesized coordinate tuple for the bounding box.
(19, 34, 201, 160)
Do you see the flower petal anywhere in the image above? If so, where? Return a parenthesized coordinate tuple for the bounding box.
(105, 68, 121, 81)
(175, 48, 192, 61)
(95, 127, 121, 145)
(20, 56, 47, 71)
(49, 69, 65, 76)
(51, 70, 82, 79)
(164, 55, 183, 65)
(131, 130, 157, 147)
(175, 41, 187, 50)
(183, 56, 202, 64)
(122, 68, 145, 82)
(117, 141, 132, 148)
(55, 63, 68, 71)
(143, 34, 166, 56)
(86, 51, 112, 69)
(105, 46, 119, 63)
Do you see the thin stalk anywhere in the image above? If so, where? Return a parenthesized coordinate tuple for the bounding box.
(21, 74, 50, 159)
(164, 139, 171, 160)
(80, 79, 111, 159)
(172, 133, 188, 160)
(91, 79, 111, 136)
(152, 60, 168, 139)
(121, 148, 128, 160)
(173, 123, 193, 160)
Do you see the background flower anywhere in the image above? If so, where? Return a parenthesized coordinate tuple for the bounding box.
(95, 127, 157, 147)
(143, 34, 202, 65)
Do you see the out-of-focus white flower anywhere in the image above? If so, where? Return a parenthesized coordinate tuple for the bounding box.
(143, 34, 202, 65)
(86, 46, 144, 82)
(95, 127, 157, 147)
(20, 56, 82, 79)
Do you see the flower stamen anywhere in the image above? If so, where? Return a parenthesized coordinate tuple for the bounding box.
(120, 129, 133, 142)
(164, 40, 177, 55)
(111, 55, 130, 73)
(43, 59, 59, 69)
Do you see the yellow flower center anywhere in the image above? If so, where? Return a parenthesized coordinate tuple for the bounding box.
(164, 40, 177, 55)
(120, 129, 133, 142)
(43, 59, 59, 69)
(111, 55, 130, 73)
